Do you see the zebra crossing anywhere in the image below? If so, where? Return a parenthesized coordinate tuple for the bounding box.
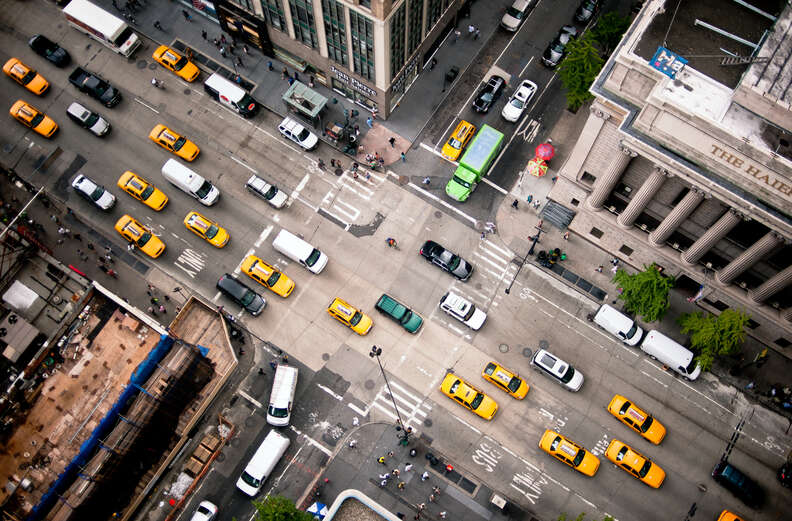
(368, 379, 433, 430)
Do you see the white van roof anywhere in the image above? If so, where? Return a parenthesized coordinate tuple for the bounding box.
(205, 72, 247, 101)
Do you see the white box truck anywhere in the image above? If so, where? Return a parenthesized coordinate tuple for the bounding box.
(62, 0, 141, 57)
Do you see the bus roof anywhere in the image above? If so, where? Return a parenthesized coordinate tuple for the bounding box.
(459, 125, 504, 174)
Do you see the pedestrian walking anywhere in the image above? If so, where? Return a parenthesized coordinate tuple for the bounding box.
(147, 306, 155, 315)
(58, 227, 70, 236)
(378, 456, 386, 465)
(392, 468, 400, 477)
(153, 20, 163, 30)
(86, 242, 95, 250)
(468, 24, 475, 35)
(220, 34, 227, 44)
(181, 9, 191, 21)
(422, 176, 431, 185)
(229, 43, 236, 54)
(537, 219, 544, 229)
(366, 116, 373, 128)
(388, 451, 394, 458)
(388, 136, 396, 148)
(405, 463, 413, 472)
(611, 264, 619, 274)
(401, 152, 406, 162)
(418, 503, 425, 512)
(432, 486, 440, 495)
(201, 29, 207, 39)
(127, 244, 135, 252)
(421, 471, 429, 481)
(379, 473, 390, 480)
(429, 494, 435, 503)
(317, 158, 325, 170)
(380, 479, 388, 487)
(152, 297, 159, 305)
(526, 194, 533, 204)
(237, 57, 244, 67)
(243, 44, 249, 54)
(293, 71, 299, 81)
(287, 77, 295, 85)
(269, 360, 278, 371)
(104, 254, 113, 263)
(610, 258, 619, 266)
(354, 124, 360, 136)
(563, 231, 569, 241)
(365, 171, 371, 181)
(309, 75, 315, 87)
(50, 214, 59, 223)
(511, 198, 519, 209)
(453, 29, 461, 41)
(533, 200, 541, 209)
(158, 305, 166, 313)
(596, 265, 603, 273)
(397, 514, 405, 520)
(282, 66, 288, 79)
(413, 514, 420, 521)
(213, 37, 220, 47)
(397, 481, 405, 490)
(77, 248, 83, 256)
(474, 28, 480, 39)
(282, 353, 289, 364)
(348, 439, 357, 448)
(220, 46, 227, 57)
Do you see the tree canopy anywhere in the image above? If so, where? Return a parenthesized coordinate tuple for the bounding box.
(253, 495, 314, 521)
(678, 308, 750, 371)
(612, 264, 675, 322)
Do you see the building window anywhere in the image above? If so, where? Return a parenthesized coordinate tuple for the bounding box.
(570, 198, 580, 206)
(359, 0, 371, 8)
(322, 0, 347, 65)
(581, 171, 596, 184)
(390, 4, 406, 80)
(236, 0, 254, 9)
(775, 337, 791, 348)
(350, 11, 375, 81)
(590, 227, 604, 239)
(262, 0, 286, 31)
(746, 318, 760, 330)
(407, 0, 423, 54)
(289, 0, 318, 48)
(427, 0, 449, 31)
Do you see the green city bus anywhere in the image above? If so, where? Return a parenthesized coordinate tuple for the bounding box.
(445, 124, 504, 202)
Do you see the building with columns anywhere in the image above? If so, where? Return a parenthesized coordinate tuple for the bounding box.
(548, 0, 792, 352)
(210, 0, 469, 118)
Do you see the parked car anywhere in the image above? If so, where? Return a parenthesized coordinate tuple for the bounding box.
(216, 274, 266, 316)
(68, 67, 121, 107)
(28, 34, 70, 67)
(189, 500, 218, 521)
(574, 0, 599, 23)
(152, 45, 199, 82)
(501, 79, 537, 122)
(375, 294, 423, 333)
(71, 174, 115, 211)
(500, 0, 534, 32)
(711, 461, 765, 508)
(542, 25, 578, 67)
(66, 102, 110, 137)
(419, 240, 473, 281)
(246, 174, 288, 208)
(472, 75, 505, 113)
(278, 116, 318, 150)
(439, 291, 486, 330)
(531, 348, 584, 391)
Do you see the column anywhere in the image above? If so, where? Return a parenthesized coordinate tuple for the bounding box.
(681, 209, 743, 265)
(715, 231, 783, 285)
(617, 167, 669, 228)
(585, 144, 637, 211)
(648, 188, 705, 246)
(749, 264, 792, 303)
(783, 306, 792, 323)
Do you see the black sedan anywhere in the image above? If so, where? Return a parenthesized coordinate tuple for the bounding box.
(542, 25, 578, 67)
(472, 75, 505, 113)
(28, 35, 70, 67)
(419, 240, 473, 281)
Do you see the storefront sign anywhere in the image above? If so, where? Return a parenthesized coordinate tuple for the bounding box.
(709, 144, 792, 196)
(330, 66, 376, 98)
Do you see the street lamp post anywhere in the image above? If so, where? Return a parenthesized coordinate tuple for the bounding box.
(369, 346, 410, 443)
(505, 224, 544, 294)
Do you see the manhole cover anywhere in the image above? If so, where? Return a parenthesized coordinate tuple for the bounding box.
(434, 211, 443, 219)
(423, 418, 432, 427)
(538, 340, 549, 349)
(364, 379, 375, 390)
(146, 62, 156, 70)
(499, 343, 509, 353)
(182, 87, 191, 96)
(522, 347, 533, 358)
(475, 283, 482, 290)
(322, 352, 330, 361)
(215, 452, 225, 462)
(245, 416, 256, 428)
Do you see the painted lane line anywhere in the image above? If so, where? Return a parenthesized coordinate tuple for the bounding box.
(406, 183, 477, 224)
(255, 224, 274, 248)
(518, 56, 535, 77)
(230, 155, 257, 173)
(639, 369, 668, 388)
(333, 198, 360, 220)
(481, 177, 509, 194)
(295, 195, 318, 211)
(212, 291, 222, 302)
(238, 390, 262, 408)
(133, 98, 160, 113)
(449, 412, 482, 434)
(289, 426, 332, 456)
(420, 142, 453, 162)
(318, 383, 344, 401)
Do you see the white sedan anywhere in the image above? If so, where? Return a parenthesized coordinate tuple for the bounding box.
(501, 79, 537, 122)
(439, 291, 487, 330)
(190, 500, 218, 521)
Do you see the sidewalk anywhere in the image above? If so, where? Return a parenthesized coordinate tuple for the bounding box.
(494, 108, 792, 420)
(306, 422, 522, 521)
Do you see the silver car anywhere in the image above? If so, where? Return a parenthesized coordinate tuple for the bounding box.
(246, 174, 288, 208)
(66, 102, 111, 137)
(71, 174, 116, 211)
(531, 348, 584, 391)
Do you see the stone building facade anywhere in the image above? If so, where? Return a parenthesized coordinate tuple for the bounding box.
(548, 0, 792, 352)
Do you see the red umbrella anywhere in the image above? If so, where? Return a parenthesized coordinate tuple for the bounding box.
(535, 142, 555, 161)
(527, 158, 548, 177)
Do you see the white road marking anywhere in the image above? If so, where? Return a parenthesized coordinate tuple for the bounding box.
(419, 141, 454, 162)
(133, 98, 159, 113)
(212, 291, 222, 302)
(473, 251, 509, 271)
(449, 412, 482, 434)
(289, 426, 332, 456)
(518, 56, 535, 77)
(255, 224, 274, 248)
(333, 198, 360, 220)
(481, 177, 508, 194)
(318, 383, 344, 401)
(230, 155, 257, 173)
(174, 248, 206, 278)
(238, 390, 262, 408)
(406, 183, 477, 224)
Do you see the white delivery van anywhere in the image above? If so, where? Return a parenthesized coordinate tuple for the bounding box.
(641, 330, 701, 381)
(267, 365, 298, 426)
(161, 159, 219, 206)
(593, 304, 643, 346)
(204, 73, 259, 118)
(272, 229, 328, 274)
(62, 0, 141, 57)
(236, 430, 290, 496)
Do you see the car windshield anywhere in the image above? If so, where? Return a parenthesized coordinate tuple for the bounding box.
(173, 56, 188, 70)
(550, 41, 565, 53)
(507, 377, 523, 393)
(560, 365, 576, 384)
(90, 186, 105, 201)
(480, 93, 493, 103)
(638, 460, 652, 478)
(451, 175, 471, 188)
(399, 310, 413, 325)
(268, 405, 288, 418)
(266, 271, 281, 287)
(685, 357, 698, 374)
(510, 98, 524, 109)
(195, 180, 213, 199)
(84, 112, 99, 126)
(140, 185, 155, 199)
(240, 471, 260, 488)
(30, 113, 44, 127)
(447, 254, 460, 271)
(350, 311, 363, 326)
(470, 392, 484, 409)
(306, 248, 322, 267)
(21, 70, 36, 84)
(463, 303, 477, 321)
(506, 6, 524, 18)
(264, 186, 278, 199)
(204, 224, 219, 239)
(297, 128, 311, 141)
(639, 416, 654, 432)
(136, 231, 152, 247)
(239, 290, 256, 307)
(172, 136, 186, 151)
(571, 448, 586, 467)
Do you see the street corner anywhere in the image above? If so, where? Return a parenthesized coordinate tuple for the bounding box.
(357, 124, 411, 166)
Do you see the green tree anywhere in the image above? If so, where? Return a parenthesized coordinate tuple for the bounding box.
(612, 264, 675, 322)
(590, 12, 631, 55)
(253, 495, 314, 521)
(557, 33, 604, 111)
(678, 308, 750, 371)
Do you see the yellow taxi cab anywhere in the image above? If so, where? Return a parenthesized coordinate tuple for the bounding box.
(481, 361, 529, 399)
(539, 429, 600, 477)
(605, 439, 665, 488)
(9, 100, 57, 138)
(151, 45, 200, 82)
(440, 373, 498, 420)
(148, 124, 200, 161)
(441, 120, 476, 161)
(717, 510, 745, 521)
(183, 211, 229, 248)
(607, 395, 666, 445)
(3, 58, 49, 95)
(327, 297, 373, 335)
(114, 215, 165, 258)
(240, 255, 294, 297)
(117, 171, 168, 211)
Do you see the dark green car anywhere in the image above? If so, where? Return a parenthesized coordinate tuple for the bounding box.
(375, 294, 423, 333)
